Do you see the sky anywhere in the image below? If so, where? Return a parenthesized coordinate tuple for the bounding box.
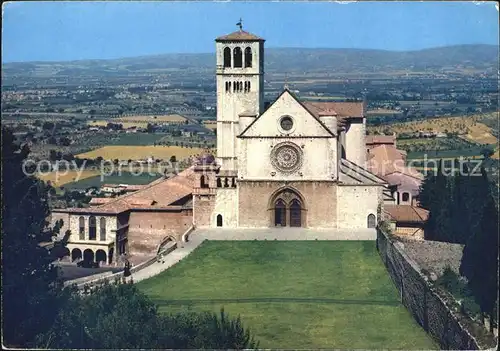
(2, 1, 499, 63)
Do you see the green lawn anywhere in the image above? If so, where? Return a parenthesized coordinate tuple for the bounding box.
(138, 241, 437, 349)
(62, 171, 161, 189)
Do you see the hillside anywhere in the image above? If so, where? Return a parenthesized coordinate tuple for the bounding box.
(2, 44, 498, 77)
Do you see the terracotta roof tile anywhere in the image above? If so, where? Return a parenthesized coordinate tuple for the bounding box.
(303, 101, 364, 118)
(367, 144, 423, 180)
(216, 30, 263, 41)
(56, 167, 196, 215)
(385, 205, 429, 223)
(366, 135, 396, 146)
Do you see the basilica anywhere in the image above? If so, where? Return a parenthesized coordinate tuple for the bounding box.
(192, 27, 388, 230)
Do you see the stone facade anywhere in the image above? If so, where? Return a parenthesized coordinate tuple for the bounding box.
(127, 209, 192, 254)
(192, 28, 387, 233)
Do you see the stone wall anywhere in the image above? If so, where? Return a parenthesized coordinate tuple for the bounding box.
(337, 185, 380, 229)
(238, 180, 337, 228)
(193, 195, 216, 227)
(213, 188, 238, 227)
(344, 117, 366, 168)
(127, 209, 192, 255)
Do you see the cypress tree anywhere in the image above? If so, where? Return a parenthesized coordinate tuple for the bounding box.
(460, 192, 499, 331)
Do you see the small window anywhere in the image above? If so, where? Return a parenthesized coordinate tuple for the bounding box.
(100, 217, 106, 241)
(79, 216, 85, 240)
(367, 214, 376, 228)
(216, 214, 223, 227)
(402, 192, 410, 202)
(280, 116, 293, 131)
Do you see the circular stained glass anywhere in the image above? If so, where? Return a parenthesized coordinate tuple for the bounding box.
(271, 143, 303, 173)
(280, 116, 294, 131)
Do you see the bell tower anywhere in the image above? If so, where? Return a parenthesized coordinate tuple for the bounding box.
(215, 21, 265, 171)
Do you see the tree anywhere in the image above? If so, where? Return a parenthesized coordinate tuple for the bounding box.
(1, 127, 69, 347)
(480, 147, 494, 160)
(460, 192, 498, 331)
(41, 283, 258, 349)
(170, 155, 177, 163)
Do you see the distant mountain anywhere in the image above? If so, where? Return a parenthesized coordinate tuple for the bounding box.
(2, 44, 498, 77)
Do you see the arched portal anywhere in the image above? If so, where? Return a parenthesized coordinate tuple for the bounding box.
(95, 249, 107, 265)
(216, 214, 223, 227)
(71, 248, 82, 262)
(83, 249, 94, 263)
(270, 187, 306, 227)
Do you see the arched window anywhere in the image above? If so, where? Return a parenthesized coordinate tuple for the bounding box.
(244, 47, 252, 68)
(231, 177, 236, 188)
(100, 217, 106, 241)
(247, 81, 251, 92)
(216, 178, 222, 188)
(290, 199, 302, 227)
(225, 81, 229, 92)
(223, 47, 231, 67)
(88, 216, 96, 240)
(200, 175, 209, 188)
(402, 192, 410, 203)
(233, 47, 243, 68)
(79, 216, 85, 240)
(367, 214, 376, 228)
(216, 214, 223, 227)
(224, 178, 229, 187)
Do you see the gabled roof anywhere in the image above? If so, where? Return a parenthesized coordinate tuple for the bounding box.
(216, 30, 264, 42)
(303, 101, 365, 118)
(238, 88, 335, 138)
(367, 144, 423, 180)
(366, 134, 396, 146)
(54, 167, 196, 215)
(339, 158, 387, 185)
(385, 205, 429, 223)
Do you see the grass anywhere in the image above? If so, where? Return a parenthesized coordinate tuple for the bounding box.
(138, 241, 437, 349)
(62, 171, 161, 189)
(76, 145, 205, 160)
(37, 169, 99, 186)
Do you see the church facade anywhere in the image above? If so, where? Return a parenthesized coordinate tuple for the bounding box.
(193, 28, 388, 230)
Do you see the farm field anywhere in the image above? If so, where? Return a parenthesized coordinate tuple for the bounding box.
(138, 241, 436, 349)
(406, 147, 487, 160)
(38, 169, 99, 187)
(202, 121, 217, 131)
(367, 108, 401, 115)
(62, 171, 162, 189)
(369, 113, 498, 145)
(88, 114, 188, 129)
(76, 145, 204, 161)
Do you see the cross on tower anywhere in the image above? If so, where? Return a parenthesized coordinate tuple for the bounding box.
(236, 18, 243, 31)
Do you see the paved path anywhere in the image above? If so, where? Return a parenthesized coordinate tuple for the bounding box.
(130, 227, 375, 283)
(130, 233, 205, 283)
(192, 227, 376, 241)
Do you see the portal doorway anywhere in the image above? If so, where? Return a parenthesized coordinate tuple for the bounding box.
(270, 188, 306, 227)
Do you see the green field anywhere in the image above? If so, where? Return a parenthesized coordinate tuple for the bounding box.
(62, 171, 161, 189)
(138, 241, 436, 349)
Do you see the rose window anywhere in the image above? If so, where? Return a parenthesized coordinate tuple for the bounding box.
(271, 143, 303, 173)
